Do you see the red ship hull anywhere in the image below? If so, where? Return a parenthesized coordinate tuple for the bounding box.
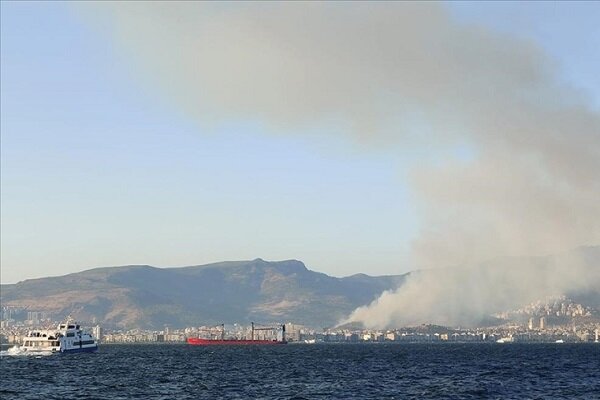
(187, 338, 287, 346)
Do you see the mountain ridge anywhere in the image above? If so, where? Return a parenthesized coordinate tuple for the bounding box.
(2, 247, 598, 329)
(0, 259, 407, 329)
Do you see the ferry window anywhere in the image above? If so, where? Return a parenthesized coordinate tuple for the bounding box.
(68, 325, 75, 329)
(66, 332, 75, 337)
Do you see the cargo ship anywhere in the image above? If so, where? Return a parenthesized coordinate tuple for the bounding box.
(187, 323, 287, 345)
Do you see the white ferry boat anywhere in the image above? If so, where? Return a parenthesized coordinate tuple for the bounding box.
(22, 322, 98, 354)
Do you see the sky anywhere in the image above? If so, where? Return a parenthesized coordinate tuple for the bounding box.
(1, 1, 599, 284)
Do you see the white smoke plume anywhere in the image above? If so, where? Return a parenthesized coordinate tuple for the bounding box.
(346, 248, 600, 328)
(78, 3, 600, 327)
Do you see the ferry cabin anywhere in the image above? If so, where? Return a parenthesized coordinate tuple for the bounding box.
(23, 330, 61, 352)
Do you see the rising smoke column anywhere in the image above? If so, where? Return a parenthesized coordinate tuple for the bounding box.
(345, 249, 600, 328)
(78, 2, 600, 327)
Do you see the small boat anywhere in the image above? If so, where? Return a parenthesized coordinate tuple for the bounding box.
(21, 322, 98, 354)
(555, 339, 564, 343)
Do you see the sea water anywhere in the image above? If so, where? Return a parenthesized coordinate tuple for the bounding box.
(1, 343, 599, 399)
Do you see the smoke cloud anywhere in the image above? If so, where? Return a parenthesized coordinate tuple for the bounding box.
(80, 3, 600, 327)
(346, 248, 600, 328)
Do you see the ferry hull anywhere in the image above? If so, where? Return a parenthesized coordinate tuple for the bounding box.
(187, 338, 286, 346)
(61, 346, 98, 353)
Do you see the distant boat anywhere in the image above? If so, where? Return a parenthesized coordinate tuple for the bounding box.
(187, 323, 287, 346)
(555, 339, 564, 343)
(21, 322, 98, 353)
(496, 337, 513, 343)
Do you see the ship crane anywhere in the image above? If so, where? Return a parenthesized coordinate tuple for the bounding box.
(196, 324, 226, 340)
(251, 322, 286, 342)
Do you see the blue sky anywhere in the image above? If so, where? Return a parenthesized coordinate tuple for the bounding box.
(1, 2, 598, 283)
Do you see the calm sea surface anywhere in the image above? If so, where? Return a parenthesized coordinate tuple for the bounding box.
(1, 343, 599, 399)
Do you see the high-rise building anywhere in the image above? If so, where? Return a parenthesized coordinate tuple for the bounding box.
(93, 325, 102, 342)
(539, 317, 546, 330)
(27, 311, 40, 325)
(528, 318, 534, 330)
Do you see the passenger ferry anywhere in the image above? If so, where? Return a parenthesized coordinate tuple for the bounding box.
(22, 322, 98, 353)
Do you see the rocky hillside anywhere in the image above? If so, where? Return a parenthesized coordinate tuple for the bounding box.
(0, 259, 406, 329)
